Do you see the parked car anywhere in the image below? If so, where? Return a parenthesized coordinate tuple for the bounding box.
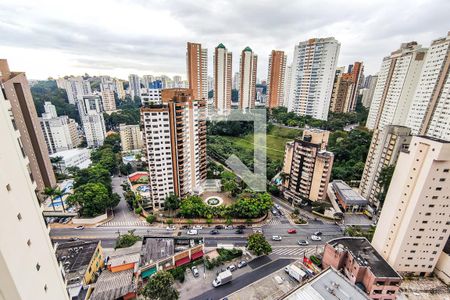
(225, 225, 234, 229)
(210, 229, 220, 235)
(236, 225, 246, 229)
(310, 235, 322, 241)
(298, 239, 309, 246)
(187, 229, 198, 235)
(191, 266, 199, 277)
(272, 209, 278, 215)
(181, 225, 189, 229)
(275, 204, 281, 210)
(215, 225, 224, 229)
(314, 231, 323, 236)
(235, 229, 244, 234)
(59, 218, 66, 224)
(192, 225, 203, 230)
(272, 235, 282, 241)
(74, 225, 84, 230)
(227, 264, 237, 272)
(69, 237, 79, 241)
(63, 218, 71, 224)
(253, 229, 262, 233)
(166, 225, 176, 231)
(237, 261, 247, 268)
(287, 229, 297, 234)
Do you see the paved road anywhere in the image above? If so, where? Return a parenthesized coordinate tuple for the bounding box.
(106, 176, 144, 225)
(191, 258, 295, 300)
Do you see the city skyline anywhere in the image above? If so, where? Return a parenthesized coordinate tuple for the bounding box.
(1, 0, 449, 79)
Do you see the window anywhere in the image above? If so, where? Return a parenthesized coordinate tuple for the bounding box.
(6, 184, 11, 191)
(17, 213, 22, 220)
(27, 239, 31, 246)
(36, 263, 41, 271)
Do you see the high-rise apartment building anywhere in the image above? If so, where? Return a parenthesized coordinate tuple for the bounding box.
(186, 42, 208, 100)
(366, 42, 426, 130)
(232, 72, 240, 91)
(213, 43, 232, 113)
(372, 136, 450, 275)
(406, 32, 450, 141)
(142, 75, 155, 89)
(141, 89, 162, 106)
(115, 79, 126, 100)
(239, 47, 258, 110)
(101, 88, 116, 113)
(361, 75, 378, 108)
(282, 129, 334, 204)
(0, 59, 56, 192)
(77, 95, 106, 148)
(359, 125, 411, 209)
(267, 50, 287, 108)
(128, 74, 141, 99)
(0, 90, 69, 300)
(173, 75, 182, 88)
(58, 76, 92, 105)
(287, 37, 340, 120)
(40, 102, 80, 154)
(329, 71, 353, 113)
(119, 124, 143, 151)
(141, 88, 206, 209)
(283, 64, 292, 108)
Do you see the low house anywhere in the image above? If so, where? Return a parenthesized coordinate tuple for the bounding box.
(89, 269, 136, 300)
(330, 180, 368, 212)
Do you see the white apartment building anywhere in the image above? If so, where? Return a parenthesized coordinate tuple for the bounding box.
(287, 37, 340, 120)
(101, 88, 116, 113)
(366, 42, 427, 130)
(283, 64, 292, 108)
(141, 88, 162, 106)
(142, 75, 155, 89)
(77, 96, 106, 148)
(239, 47, 258, 110)
(119, 124, 143, 151)
(406, 32, 450, 141)
(58, 76, 92, 105)
(115, 79, 126, 100)
(128, 74, 141, 99)
(361, 75, 378, 108)
(39, 102, 80, 154)
(141, 89, 207, 210)
(50, 148, 91, 173)
(372, 136, 450, 275)
(232, 72, 240, 91)
(359, 125, 411, 209)
(214, 43, 232, 114)
(0, 91, 69, 300)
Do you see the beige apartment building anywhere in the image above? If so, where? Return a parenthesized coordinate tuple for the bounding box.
(359, 125, 412, 209)
(186, 42, 208, 100)
(101, 88, 116, 113)
(330, 62, 364, 113)
(119, 124, 143, 151)
(0, 89, 68, 300)
(213, 43, 232, 114)
(239, 46, 258, 110)
(372, 136, 450, 276)
(267, 50, 287, 108)
(283, 129, 334, 204)
(141, 88, 206, 209)
(0, 59, 56, 192)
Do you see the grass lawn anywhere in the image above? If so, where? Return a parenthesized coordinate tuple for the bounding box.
(217, 125, 302, 162)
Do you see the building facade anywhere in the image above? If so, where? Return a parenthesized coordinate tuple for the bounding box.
(359, 125, 412, 209)
(213, 43, 232, 114)
(329, 62, 364, 113)
(119, 124, 143, 151)
(128, 74, 141, 99)
(77, 95, 106, 148)
(115, 79, 126, 100)
(239, 47, 258, 110)
(0, 89, 69, 300)
(372, 136, 450, 275)
(361, 75, 378, 109)
(286, 37, 340, 120)
(40, 102, 80, 154)
(141, 89, 206, 209)
(186, 42, 208, 100)
(141, 88, 162, 106)
(283, 129, 334, 204)
(101, 88, 116, 113)
(267, 50, 287, 108)
(0, 59, 56, 192)
(59, 76, 92, 105)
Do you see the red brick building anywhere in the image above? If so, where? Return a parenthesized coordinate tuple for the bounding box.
(322, 237, 402, 299)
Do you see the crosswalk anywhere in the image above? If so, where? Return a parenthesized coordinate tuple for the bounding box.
(100, 220, 150, 227)
(272, 246, 324, 258)
(267, 218, 283, 225)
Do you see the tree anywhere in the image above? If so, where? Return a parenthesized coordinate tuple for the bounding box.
(66, 183, 119, 217)
(42, 187, 56, 211)
(103, 133, 121, 153)
(141, 271, 179, 300)
(247, 233, 272, 256)
(53, 187, 68, 213)
(146, 214, 156, 224)
(116, 231, 142, 249)
(164, 193, 180, 214)
(376, 165, 395, 208)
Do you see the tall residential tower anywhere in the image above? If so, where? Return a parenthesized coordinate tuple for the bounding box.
(213, 43, 232, 113)
(267, 50, 287, 108)
(239, 47, 258, 110)
(186, 42, 208, 100)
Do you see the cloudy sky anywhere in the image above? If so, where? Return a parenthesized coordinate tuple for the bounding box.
(0, 0, 448, 80)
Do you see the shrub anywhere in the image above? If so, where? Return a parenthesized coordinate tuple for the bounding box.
(169, 266, 186, 283)
(146, 214, 156, 224)
(134, 207, 143, 214)
(115, 231, 141, 249)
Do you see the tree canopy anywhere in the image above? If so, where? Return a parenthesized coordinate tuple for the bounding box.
(66, 182, 119, 217)
(141, 271, 179, 300)
(247, 233, 272, 256)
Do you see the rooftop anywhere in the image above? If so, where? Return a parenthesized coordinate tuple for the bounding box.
(243, 46, 252, 52)
(141, 238, 174, 264)
(217, 43, 226, 49)
(108, 253, 140, 268)
(331, 180, 368, 205)
(89, 269, 135, 300)
(327, 237, 400, 278)
(50, 148, 90, 160)
(283, 267, 369, 300)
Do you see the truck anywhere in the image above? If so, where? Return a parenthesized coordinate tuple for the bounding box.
(212, 270, 232, 287)
(285, 265, 306, 282)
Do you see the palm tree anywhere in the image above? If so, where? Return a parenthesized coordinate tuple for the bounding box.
(53, 187, 68, 213)
(42, 187, 56, 211)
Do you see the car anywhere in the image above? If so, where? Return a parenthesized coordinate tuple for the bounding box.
(69, 237, 79, 241)
(191, 266, 199, 277)
(272, 209, 278, 215)
(298, 239, 309, 246)
(181, 225, 189, 229)
(314, 231, 323, 236)
(237, 260, 247, 268)
(74, 225, 84, 230)
(225, 225, 234, 229)
(187, 229, 198, 235)
(272, 235, 282, 241)
(166, 225, 176, 231)
(192, 225, 203, 230)
(59, 218, 66, 223)
(310, 235, 322, 241)
(253, 229, 262, 233)
(227, 264, 237, 272)
(275, 204, 281, 210)
(287, 229, 297, 234)
(235, 229, 244, 234)
(63, 218, 71, 224)
(236, 225, 246, 229)
(210, 229, 220, 235)
(215, 225, 224, 230)
(284, 266, 290, 273)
